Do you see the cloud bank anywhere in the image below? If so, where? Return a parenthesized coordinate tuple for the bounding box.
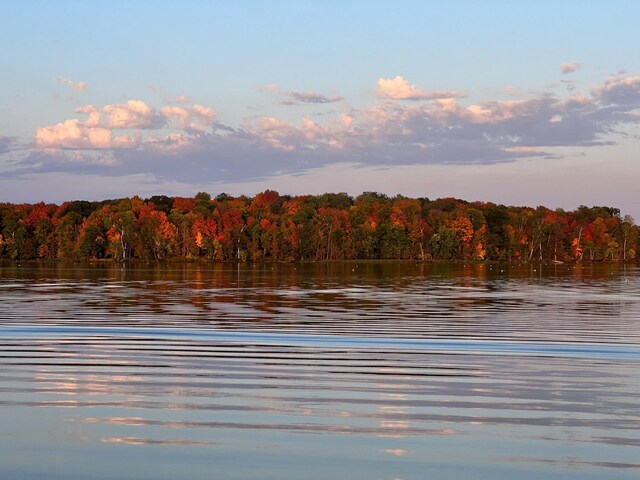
(6, 73, 640, 185)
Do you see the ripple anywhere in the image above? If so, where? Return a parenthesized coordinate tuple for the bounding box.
(2, 325, 640, 359)
(1, 262, 639, 480)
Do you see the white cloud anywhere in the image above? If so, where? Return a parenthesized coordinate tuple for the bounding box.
(376, 76, 426, 100)
(16, 73, 639, 193)
(248, 116, 298, 151)
(144, 133, 195, 152)
(161, 105, 215, 132)
(32, 99, 217, 153)
(104, 100, 164, 129)
(34, 119, 137, 150)
(375, 75, 463, 101)
(75, 105, 101, 127)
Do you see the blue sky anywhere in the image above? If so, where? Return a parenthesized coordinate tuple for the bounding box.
(1, 1, 639, 218)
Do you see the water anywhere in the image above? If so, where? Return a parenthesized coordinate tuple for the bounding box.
(1, 261, 639, 479)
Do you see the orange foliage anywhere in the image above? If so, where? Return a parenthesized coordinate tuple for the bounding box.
(24, 202, 54, 229)
(571, 238, 583, 259)
(173, 197, 196, 212)
(107, 225, 121, 241)
(1, 193, 637, 262)
(192, 217, 218, 246)
(448, 216, 474, 243)
(251, 190, 280, 212)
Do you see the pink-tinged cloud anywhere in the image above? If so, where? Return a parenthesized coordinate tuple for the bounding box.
(560, 62, 581, 74)
(340, 113, 353, 129)
(505, 146, 545, 155)
(145, 133, 195, 152)
(462, 99, 547, 124)
(53, 76, 89, 91)
(376, 76, 425, 100)
(160, 105, 215, 132)
(17, 73, 640, 188)
(75, 105, 101, 127)
(376, 76, 463, 101)
(244, 114, 342, 152)
(248, 116, 298, 151)
(591, 75, 640, 105)
(35, 119, 137, 150)
(32, 99, 217, 153)
(103, 100, 164, 129)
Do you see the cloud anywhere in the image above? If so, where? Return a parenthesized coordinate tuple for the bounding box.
(54, 76, 89, 91)
(243, 115, 336, 151)
(376, 75, 464, 101)
(35, 119, 138, 150)
(376, 75, 425, 100)
(31, 99, 215, 152)
(75, 105, 101, 127)
(170, 95, 191, 103)
(560, 62, 581, 74)
(0, 135, 14, 155)
(560, 79, 578, 92)
(104, 100, 165, 129)
(144, 133, 195, 152)
(259, 84, 344, 105)
(160, 105, 215, 132)
(591, 75, 640, 105)
(280, 91, 344, 105)
(33, 100, 167, 150)
(12, 73, 639, 186)
(505, 146, 545, 155)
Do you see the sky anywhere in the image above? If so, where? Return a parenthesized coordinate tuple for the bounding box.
(1, 1, 639, 218)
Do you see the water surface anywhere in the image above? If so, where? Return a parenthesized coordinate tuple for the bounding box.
(1, 261, 639, 479)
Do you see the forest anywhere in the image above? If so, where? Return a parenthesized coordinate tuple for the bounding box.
(0, 191, 637, 263)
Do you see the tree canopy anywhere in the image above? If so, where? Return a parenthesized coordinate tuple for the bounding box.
(0, 192, 637, 262)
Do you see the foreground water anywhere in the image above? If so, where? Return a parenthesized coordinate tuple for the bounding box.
(1, 261, 639, 479)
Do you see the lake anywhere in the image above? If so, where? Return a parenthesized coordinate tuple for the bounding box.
(1, 261, 639, 479)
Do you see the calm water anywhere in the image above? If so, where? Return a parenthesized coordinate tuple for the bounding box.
(1, 261, 639, 479)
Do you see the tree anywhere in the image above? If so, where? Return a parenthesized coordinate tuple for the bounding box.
(56, 211, 82, 260)
(621, 215, 637, 261)
(431, 227, 458, 260)
(0, 194, 637, 263)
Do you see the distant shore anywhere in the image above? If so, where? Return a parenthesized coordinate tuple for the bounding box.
(1, 192, 637, 263)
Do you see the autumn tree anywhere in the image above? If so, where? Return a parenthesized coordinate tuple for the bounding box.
(0, 194, 637, 263)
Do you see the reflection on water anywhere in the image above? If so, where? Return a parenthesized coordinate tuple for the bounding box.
(1, 261, 639, 344)
(0, 262, 639, 479)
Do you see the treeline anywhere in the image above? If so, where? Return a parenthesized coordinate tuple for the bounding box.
(0, 191, 637, 262)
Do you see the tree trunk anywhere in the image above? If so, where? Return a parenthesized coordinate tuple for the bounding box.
(120, 229, 126, 260)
